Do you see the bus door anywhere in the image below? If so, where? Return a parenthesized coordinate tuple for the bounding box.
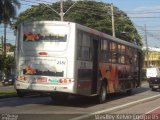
(91, 39, 99, 94)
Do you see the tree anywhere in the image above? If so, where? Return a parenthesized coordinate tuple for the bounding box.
(0, 54, 15, 79)
(0, 1, 3, 22)
(15, 1, 142, 45)
(0, 0, 20, 57)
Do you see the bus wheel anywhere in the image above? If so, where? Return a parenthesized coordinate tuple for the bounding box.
(16, 90, 25, 97)
(97, 82, 107, 104)
(151, 88, 157, 91)
(126, 89, 132, 95)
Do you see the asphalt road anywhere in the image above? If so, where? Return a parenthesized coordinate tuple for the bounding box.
(0, 81, 160, 120)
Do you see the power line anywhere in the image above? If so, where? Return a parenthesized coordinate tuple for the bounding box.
(135, 24, 160, 42)
(35, 0, 53, 4)
(21, 0, 44, 4)
(126, 8, 160, 13)
(18, 1, 160, 20)
(130, 17, 160, 18)
(127, 11, 160, 14)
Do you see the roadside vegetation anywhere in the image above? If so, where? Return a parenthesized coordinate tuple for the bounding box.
(0, 88, 16, 98)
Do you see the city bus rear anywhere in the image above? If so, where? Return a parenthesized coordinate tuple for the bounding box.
(15, 21, 77, 96)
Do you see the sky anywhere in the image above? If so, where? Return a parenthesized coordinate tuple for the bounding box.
(1, 0, 160, 48)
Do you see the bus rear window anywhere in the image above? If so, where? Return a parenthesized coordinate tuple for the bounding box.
(23, 32, 67, 42)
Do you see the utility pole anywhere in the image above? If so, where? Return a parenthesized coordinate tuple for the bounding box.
(43, 0, 76, 21)
(111, 3, 115, 37)
(144, 24, 149, 68)
(4, 24, 7, 57)
(60, 0, 64, 21)
(1, 36, 3, 55)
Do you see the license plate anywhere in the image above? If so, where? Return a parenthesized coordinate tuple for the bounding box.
(153, 86, 159, 88)
(50, 79, 58, 84)
(37, 77, 47, 83)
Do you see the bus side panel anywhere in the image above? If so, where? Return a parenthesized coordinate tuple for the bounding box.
(99, 63, 139, 93)
(75, 26, 93, 96)
(76, 61, 92, 96)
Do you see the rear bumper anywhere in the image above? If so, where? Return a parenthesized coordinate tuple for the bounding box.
(148, 77, 160, 89)
(14, 80, 76, 94)
(149, 84, 160, 89)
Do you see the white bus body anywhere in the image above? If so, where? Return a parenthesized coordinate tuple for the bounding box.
(15, 21, 142, 103)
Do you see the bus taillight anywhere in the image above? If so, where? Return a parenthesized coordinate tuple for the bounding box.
(58, 79, 71, 84)
(17, 76, 27, 81)
(59, 79, 63, 83)
(64, 79, 67, 83)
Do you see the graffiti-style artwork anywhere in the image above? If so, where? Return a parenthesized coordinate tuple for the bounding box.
(23, 32, 67, 42)
(23, 65, 64, 77)
(21, 58, 66, 77)
(99, 63, 119, 93)
(23, 65, 36, 75)
(99, 63, 114, 93)
(23, 32, 42, 41)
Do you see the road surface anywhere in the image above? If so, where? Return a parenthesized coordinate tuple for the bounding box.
(0, 82, 160, 120)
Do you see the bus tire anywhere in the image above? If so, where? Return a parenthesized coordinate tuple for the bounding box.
(97, 82, 107, 104)
(151, 88, 157, 91)
(126, 89, 132, 95)
(16, 90, 25, 97)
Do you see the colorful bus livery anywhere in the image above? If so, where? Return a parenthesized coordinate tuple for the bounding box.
(15, 21, 142, 103)
(23, 32, 67, 42)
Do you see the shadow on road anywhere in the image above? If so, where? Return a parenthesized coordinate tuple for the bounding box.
(0, 86, 154, 109)
(43, 86, 151, 108)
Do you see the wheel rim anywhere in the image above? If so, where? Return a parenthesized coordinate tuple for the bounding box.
(101, 85, 106, 102)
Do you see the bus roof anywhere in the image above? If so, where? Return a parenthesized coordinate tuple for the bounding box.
(75, 22, 141, 51)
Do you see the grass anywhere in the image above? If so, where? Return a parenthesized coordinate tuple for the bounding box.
(0, 90, 17, 97)
(0, 84, 17, 98)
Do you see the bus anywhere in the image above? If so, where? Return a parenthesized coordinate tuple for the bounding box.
(15, 21, 142, 103)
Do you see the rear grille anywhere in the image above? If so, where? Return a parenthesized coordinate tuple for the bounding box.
(150, 77, 160, 84)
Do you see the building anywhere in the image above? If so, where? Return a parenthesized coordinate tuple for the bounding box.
(143, 47, 160, 68)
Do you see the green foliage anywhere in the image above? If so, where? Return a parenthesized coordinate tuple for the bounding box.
(9, 45, 15, 52)
(0, 0, 20, 24)
(0, 55, 15, 77)
(15, 1, 142, 45)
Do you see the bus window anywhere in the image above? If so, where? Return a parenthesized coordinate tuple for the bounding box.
(121, 45, 126, 54)
(100, 39, 108, 62)
(109, 42, 118, 63)
(77, 31, 83, 59)
(120, 55, 125, 64)
(77, 30, 92, 61)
